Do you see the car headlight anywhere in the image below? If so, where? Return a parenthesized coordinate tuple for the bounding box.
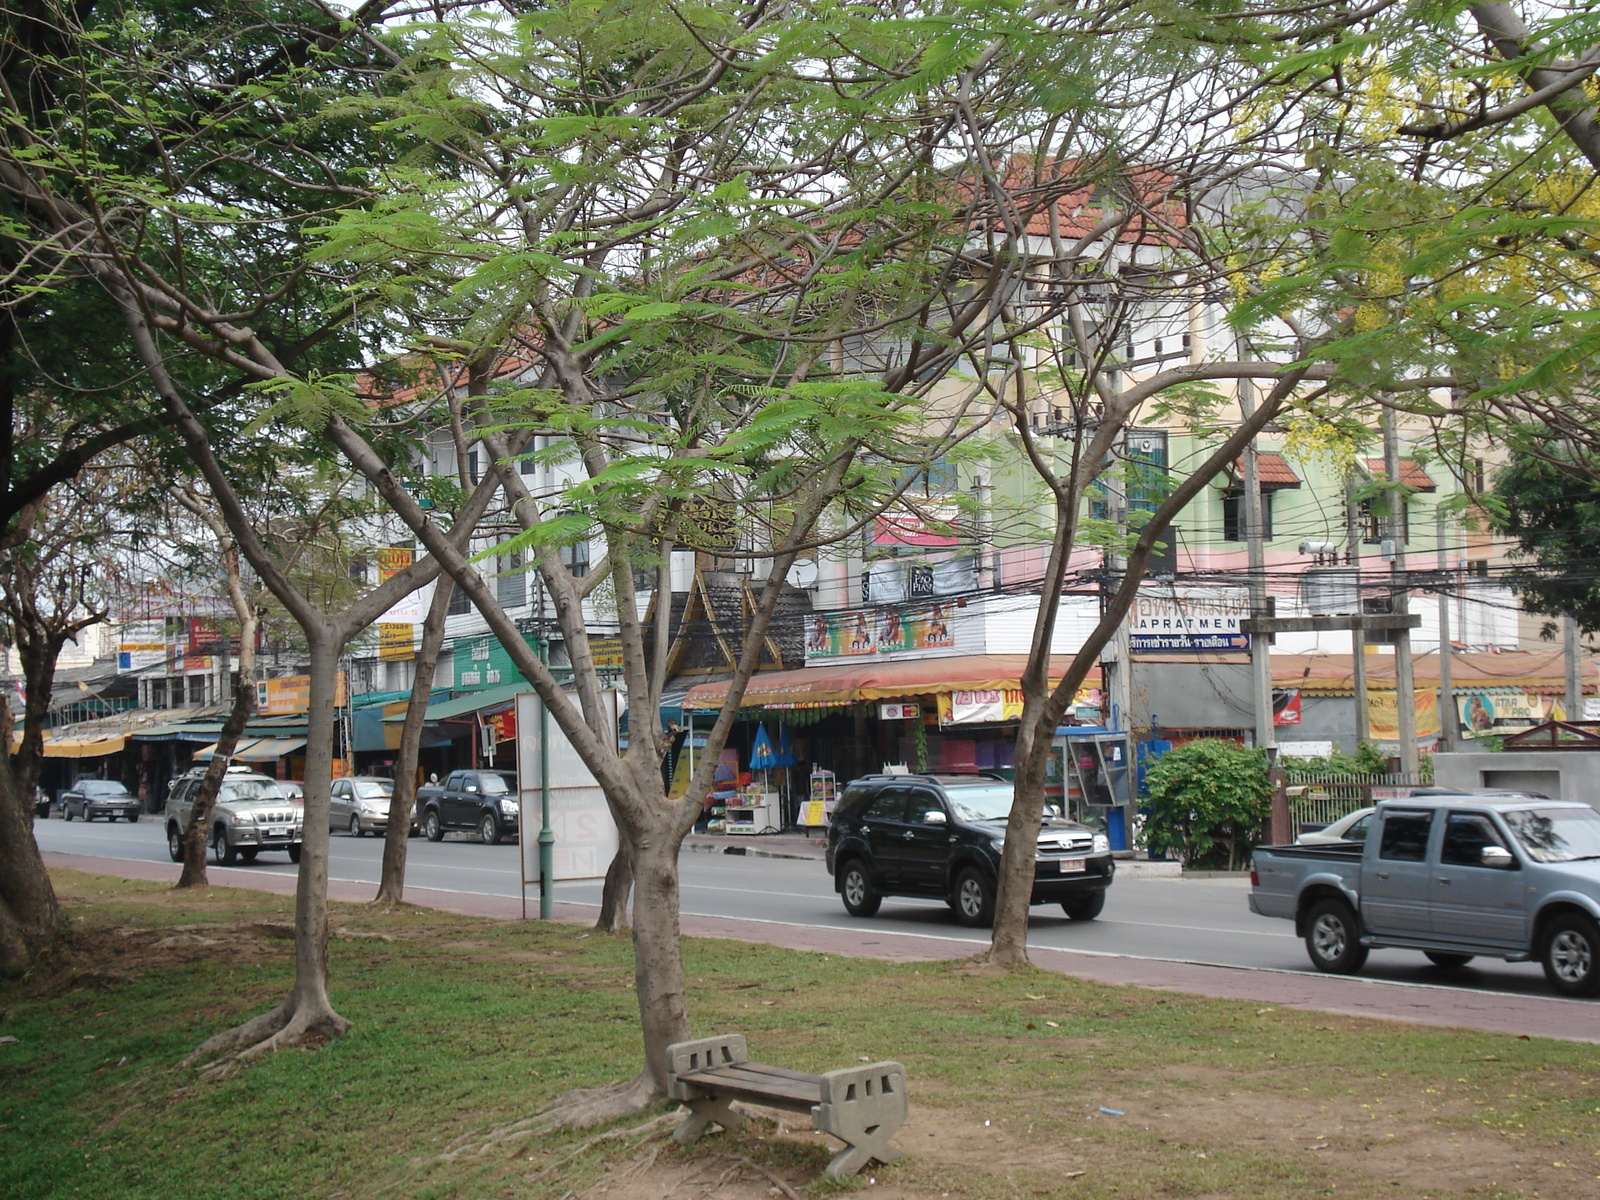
(990, 835, 1005, 849)
(360, 801, 386, 814)
(1092, 833, 1110, 853)
(231, 811, 255, 825)
(500, 799, 519, 816)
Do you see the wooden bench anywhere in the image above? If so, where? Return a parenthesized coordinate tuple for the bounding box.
(665, 1034, 908, 1180)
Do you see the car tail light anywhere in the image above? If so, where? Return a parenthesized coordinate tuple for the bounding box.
(1250, 869, 1259, 886)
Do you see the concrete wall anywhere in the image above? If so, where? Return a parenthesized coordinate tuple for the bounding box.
(1433, 751, 1600, 810)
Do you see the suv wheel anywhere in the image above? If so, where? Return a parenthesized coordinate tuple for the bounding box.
(1061, 891, 1106, 921)
(211, 826, 238, 866)
(839, 861, 881, 917)
(167, 824, 184, 863)
(423, 808, 443, 842)
(478, 811, 502, 845)
(953, 868, 996, 927)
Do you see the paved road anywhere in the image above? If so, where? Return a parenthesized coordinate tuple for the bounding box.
(33, 814, 1600, 1042)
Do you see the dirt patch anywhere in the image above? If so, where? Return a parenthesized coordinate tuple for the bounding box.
(17, 921, 293, 1000)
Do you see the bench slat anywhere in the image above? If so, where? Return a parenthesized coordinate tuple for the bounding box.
(678, 1062, 823, 1105)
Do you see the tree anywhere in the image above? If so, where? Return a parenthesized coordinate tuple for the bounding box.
(1488, 450, 1600, 634)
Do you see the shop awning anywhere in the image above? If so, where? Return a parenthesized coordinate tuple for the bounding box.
(410, 681, 526, 724)
(9, 732, 127, 758)
(681, 654, 1100, 711)
(192, 736, 308, 763)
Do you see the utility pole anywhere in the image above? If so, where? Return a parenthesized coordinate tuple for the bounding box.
(1347, 480, 1369, 745)
(1436, 508, 1457, 752)
(1239, 372, 1275, 763)
(1383, 407, 1420, 775)
(1564, 614, 1583, 723)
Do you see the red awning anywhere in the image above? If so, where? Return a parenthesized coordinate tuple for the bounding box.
(681, 653, 1100, 711)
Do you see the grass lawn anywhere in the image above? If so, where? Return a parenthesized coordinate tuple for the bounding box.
(1, 869, 1597, 1199)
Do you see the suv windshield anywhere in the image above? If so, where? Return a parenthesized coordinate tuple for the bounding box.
(219, 780, 288, 803)
(943, 784, 1016, 821)
(1502, 807, 1600, 862)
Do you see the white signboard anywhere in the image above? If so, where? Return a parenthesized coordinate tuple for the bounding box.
(516, 690, 620, 885)
(1128, 586, 1250, 652)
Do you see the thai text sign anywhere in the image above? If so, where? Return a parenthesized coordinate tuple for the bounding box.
(1128, 588, 1249, 652)
(257, 672, 348, 715)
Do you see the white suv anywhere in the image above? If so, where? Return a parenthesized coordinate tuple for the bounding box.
(165, 766, 303, 865)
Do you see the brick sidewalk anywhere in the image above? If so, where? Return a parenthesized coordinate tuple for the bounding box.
(43, 851, 1600, 1044)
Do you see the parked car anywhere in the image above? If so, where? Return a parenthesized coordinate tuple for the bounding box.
(330, 776, 407, 837)
(277, 780, 305, 804)
(824, 772, 1114, 927)
(60, 779, 141, 822)
(1297, 807, 1374, 846)
(415, 769, 519, 844)
(33, 785, 50, 819)
(1251, 792, 1600, 996)
(164, 765, 302, 865)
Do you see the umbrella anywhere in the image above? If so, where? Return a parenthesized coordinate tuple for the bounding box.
(749, 724, 778, 769)
(772, 724, 798, 768)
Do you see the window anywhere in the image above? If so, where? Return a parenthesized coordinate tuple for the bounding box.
(1441, 813, 1511, 867)
(448, 582, 471, 616)
(1222, 490, 1275, 541)
(188, 676, 207, 704)
(497, 552, 526, 609)
(1377, 810, 1433, 861)
(863, 790, 909, 822)
(561, 539, 590, 578)
(1360, 497, 1409, 544)
(1125, 431, 1168, 515)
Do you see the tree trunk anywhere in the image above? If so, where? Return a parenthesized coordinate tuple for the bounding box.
(989, 710, 1054, 965)
(0, 705, 64, 973)
(184, 629, 350, 1067)
(176, 667, 256, 888)
(594, 843, 633, 932)
(375, 576, 452, 905)
(629, 821, 692, 1093)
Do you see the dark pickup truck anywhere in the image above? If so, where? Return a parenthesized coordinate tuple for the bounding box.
(416, 769, 520, 844)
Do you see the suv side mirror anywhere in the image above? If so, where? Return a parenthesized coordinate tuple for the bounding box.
(922, 810, 947, 825)
(1480, 845, 1515, 868)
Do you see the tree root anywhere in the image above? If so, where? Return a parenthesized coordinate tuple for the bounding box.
(182, 1000, 352, 1075)
(521, 1112, 676, 1182)
(534, 1070, 664, 1132)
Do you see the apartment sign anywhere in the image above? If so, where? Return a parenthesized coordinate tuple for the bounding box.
(1128, 588, 1250, 652)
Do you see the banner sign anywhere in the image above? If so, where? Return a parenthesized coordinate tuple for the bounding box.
(1273, 688, 1302, 726)
(1459, 692, 1548, 738)
(1127, 588, 1249, 652)
(805, 603, 956, 660)
(1367, 689, 1440, 739)
(938, 687, 1102, 726)
(377, 547, 426, 623)
(589, 636, 625, 671)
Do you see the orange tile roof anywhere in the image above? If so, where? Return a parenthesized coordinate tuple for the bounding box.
(1228, 452, 1302, 489)
(1362, 459, 1438, 492)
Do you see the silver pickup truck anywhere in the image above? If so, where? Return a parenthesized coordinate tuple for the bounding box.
(1250, 793, 1600, 997)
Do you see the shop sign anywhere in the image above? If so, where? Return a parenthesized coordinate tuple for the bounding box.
(1127, 587, 1249, 652)
(1459, 692, 1548, 737)
(805, 603, 956, 659)
(878, 702, 920, 720)
(484, 706, 517, 743)
(377, 546, 426, 623)
(938, 686, 1103, 726)
(590, 636, 625, 671)
(871, 506, 961, 548)
(378, 623, 413, 662)
(257, 672, 348, 715)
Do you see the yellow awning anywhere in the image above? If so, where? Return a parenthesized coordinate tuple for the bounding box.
(7, 732, 129, 758)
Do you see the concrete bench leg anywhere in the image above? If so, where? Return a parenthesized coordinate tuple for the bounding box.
(673, 1093, 748, 1145)
(812, 1061, 908, 1180)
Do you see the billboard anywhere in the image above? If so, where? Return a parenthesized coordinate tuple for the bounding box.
(804, 603, 956, 660)
(517, 690, 619, 884)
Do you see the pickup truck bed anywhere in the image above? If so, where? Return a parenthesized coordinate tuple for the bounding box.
(1250, 793, 1600, 997)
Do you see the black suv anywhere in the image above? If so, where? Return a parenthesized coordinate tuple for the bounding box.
(825, 773, 1114, 927)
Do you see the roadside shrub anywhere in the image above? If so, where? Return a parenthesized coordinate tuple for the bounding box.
(1142, 739, 1271, 870)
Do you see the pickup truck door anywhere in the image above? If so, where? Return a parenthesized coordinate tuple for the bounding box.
(442, 772, 472, 827)
(1430, 810, 1527, 946)
(1362, 808, 1437, 936)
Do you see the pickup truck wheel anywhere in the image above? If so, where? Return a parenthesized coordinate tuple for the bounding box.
(167, 825, 184, 862)
(211, 826, 238, 866)
(1061, 891, 1106, 921)
(953, 868, 996, 928)
(423, 809, 443, 842)
(1305, 899, 1368, 974)
(839, 861, 881, 917)
(239, 848, 259, 863)
(287, 845, 302, 864)
(63, 805, 73, 822)
(1541, 912, 1600, 997)
(478, 812, 502, 845)
(1424, 951, 1475, 969)
(127, 813, 139, 823)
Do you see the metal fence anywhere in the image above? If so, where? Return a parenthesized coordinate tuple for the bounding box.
(1284, 772, 1429, 830)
